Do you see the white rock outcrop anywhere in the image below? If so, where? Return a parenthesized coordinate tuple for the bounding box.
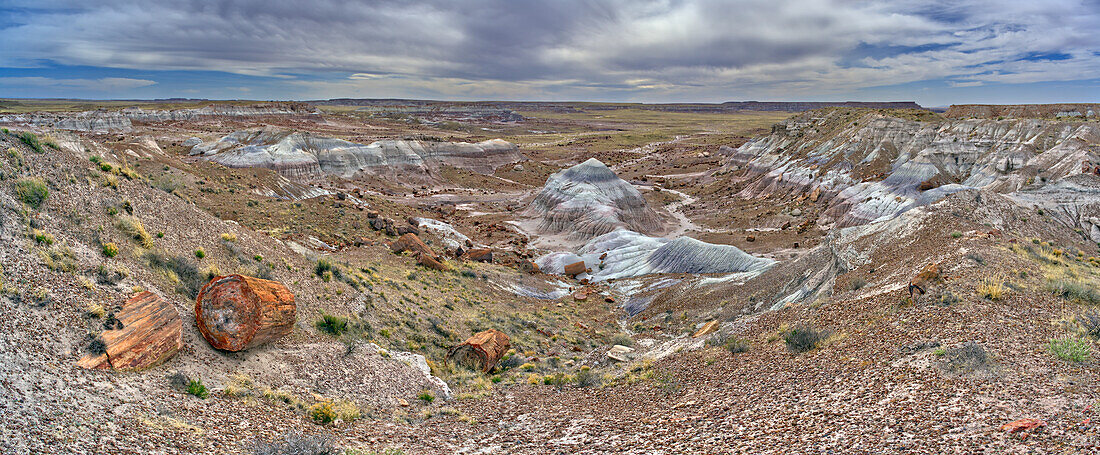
(728, 110, 1100, 232)
(525, 158, 662, 240)
(192, 127, 523, 181)
(537, 229, 775, 282)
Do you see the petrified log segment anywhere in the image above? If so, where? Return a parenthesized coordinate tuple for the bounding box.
(390, 233, 435, 258)
(78, 291, 182, 371)
(417, 252, 451, 271)
(564, 261, 587, 276)
(195, 274, 296, 351)
(446, 329, 510, 373)
(464, 248, 493, 263)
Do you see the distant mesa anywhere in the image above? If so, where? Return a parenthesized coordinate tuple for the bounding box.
(192, 127, 523, 181)
(0, 102, 319, 133)
(525, 158, 662, 240)
(945, 103, 1099, 119)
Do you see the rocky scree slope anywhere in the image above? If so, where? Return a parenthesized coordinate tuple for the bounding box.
(191, 127, 523, 181)
(727, 108, 1100, 235)
(0, 131, 459, 453)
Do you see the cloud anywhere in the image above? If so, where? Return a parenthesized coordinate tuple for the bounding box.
(0, 76, 156, 91)
(0, 0, 1097, 101)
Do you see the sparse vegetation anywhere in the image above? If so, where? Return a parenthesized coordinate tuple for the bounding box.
(417, 390, 435, 403)
(609, 333, 634, 346)
(315, 312, 348, 336)
(14, 177, 48, 208)
(32, 229, 54, 245)
(102, 242, 119, 258)
(117, 216, 153, 248)
(314, 258, 334, 278)
(942, 342, 992, 374)
(977, 275, 1007, 300)
(220, 232, 237, 242)
(39, 245, 76, 272)
(1078, 311, 1100, 340)
(86, 303, 106, 318)
(143, 250, 204, 297)
(950, 231, 963, 238)
(1047, 337, 1091, 362)
(14, 131, 56, 154)
(186, 378, 209, 399)
(783, 326, 828, 353)
(850, 277, 866, 291)
(1047, 279, 1100, 305)
(194, 248, 205, 259)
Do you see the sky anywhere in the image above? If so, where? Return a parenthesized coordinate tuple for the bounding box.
(0, 0, 1098, 106)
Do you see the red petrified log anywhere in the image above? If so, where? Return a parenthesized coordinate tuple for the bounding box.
(465, 248, 493, 263)
(390, 233, 436, 258)
(564, 261, 587, 276)
(195, 275, 296, 351)
(446, 329, 511, 373)
(78, 291, 182, 371)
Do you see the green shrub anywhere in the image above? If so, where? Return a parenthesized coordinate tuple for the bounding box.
(315, 312, 348, 336)
(16, 131, 47, 154)
(194, 248, 205, 259)
(1047, 337, 1091, 362)
(575, 366, 598, 387)
(102, 242, 119, 258)
(950, 231, 963, 239)
(32, 229, 54, 245)
(417, 390, 435, 403)
(314, 258, 333, 277)
(784, 326, 829, 353)
(89, 156, 102, 164)
(14, 178, 48, 208)
(186, 379, 209, 399)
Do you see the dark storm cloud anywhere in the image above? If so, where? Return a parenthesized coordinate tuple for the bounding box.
(1, 0, 1098, 101)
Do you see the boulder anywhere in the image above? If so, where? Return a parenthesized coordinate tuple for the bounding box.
(396, 225, 419, 236)
(78, 292, 182, 371)
(447, 329, 511, 373)
(519, 260, 540, 274)
(195, 275, 296, 351)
